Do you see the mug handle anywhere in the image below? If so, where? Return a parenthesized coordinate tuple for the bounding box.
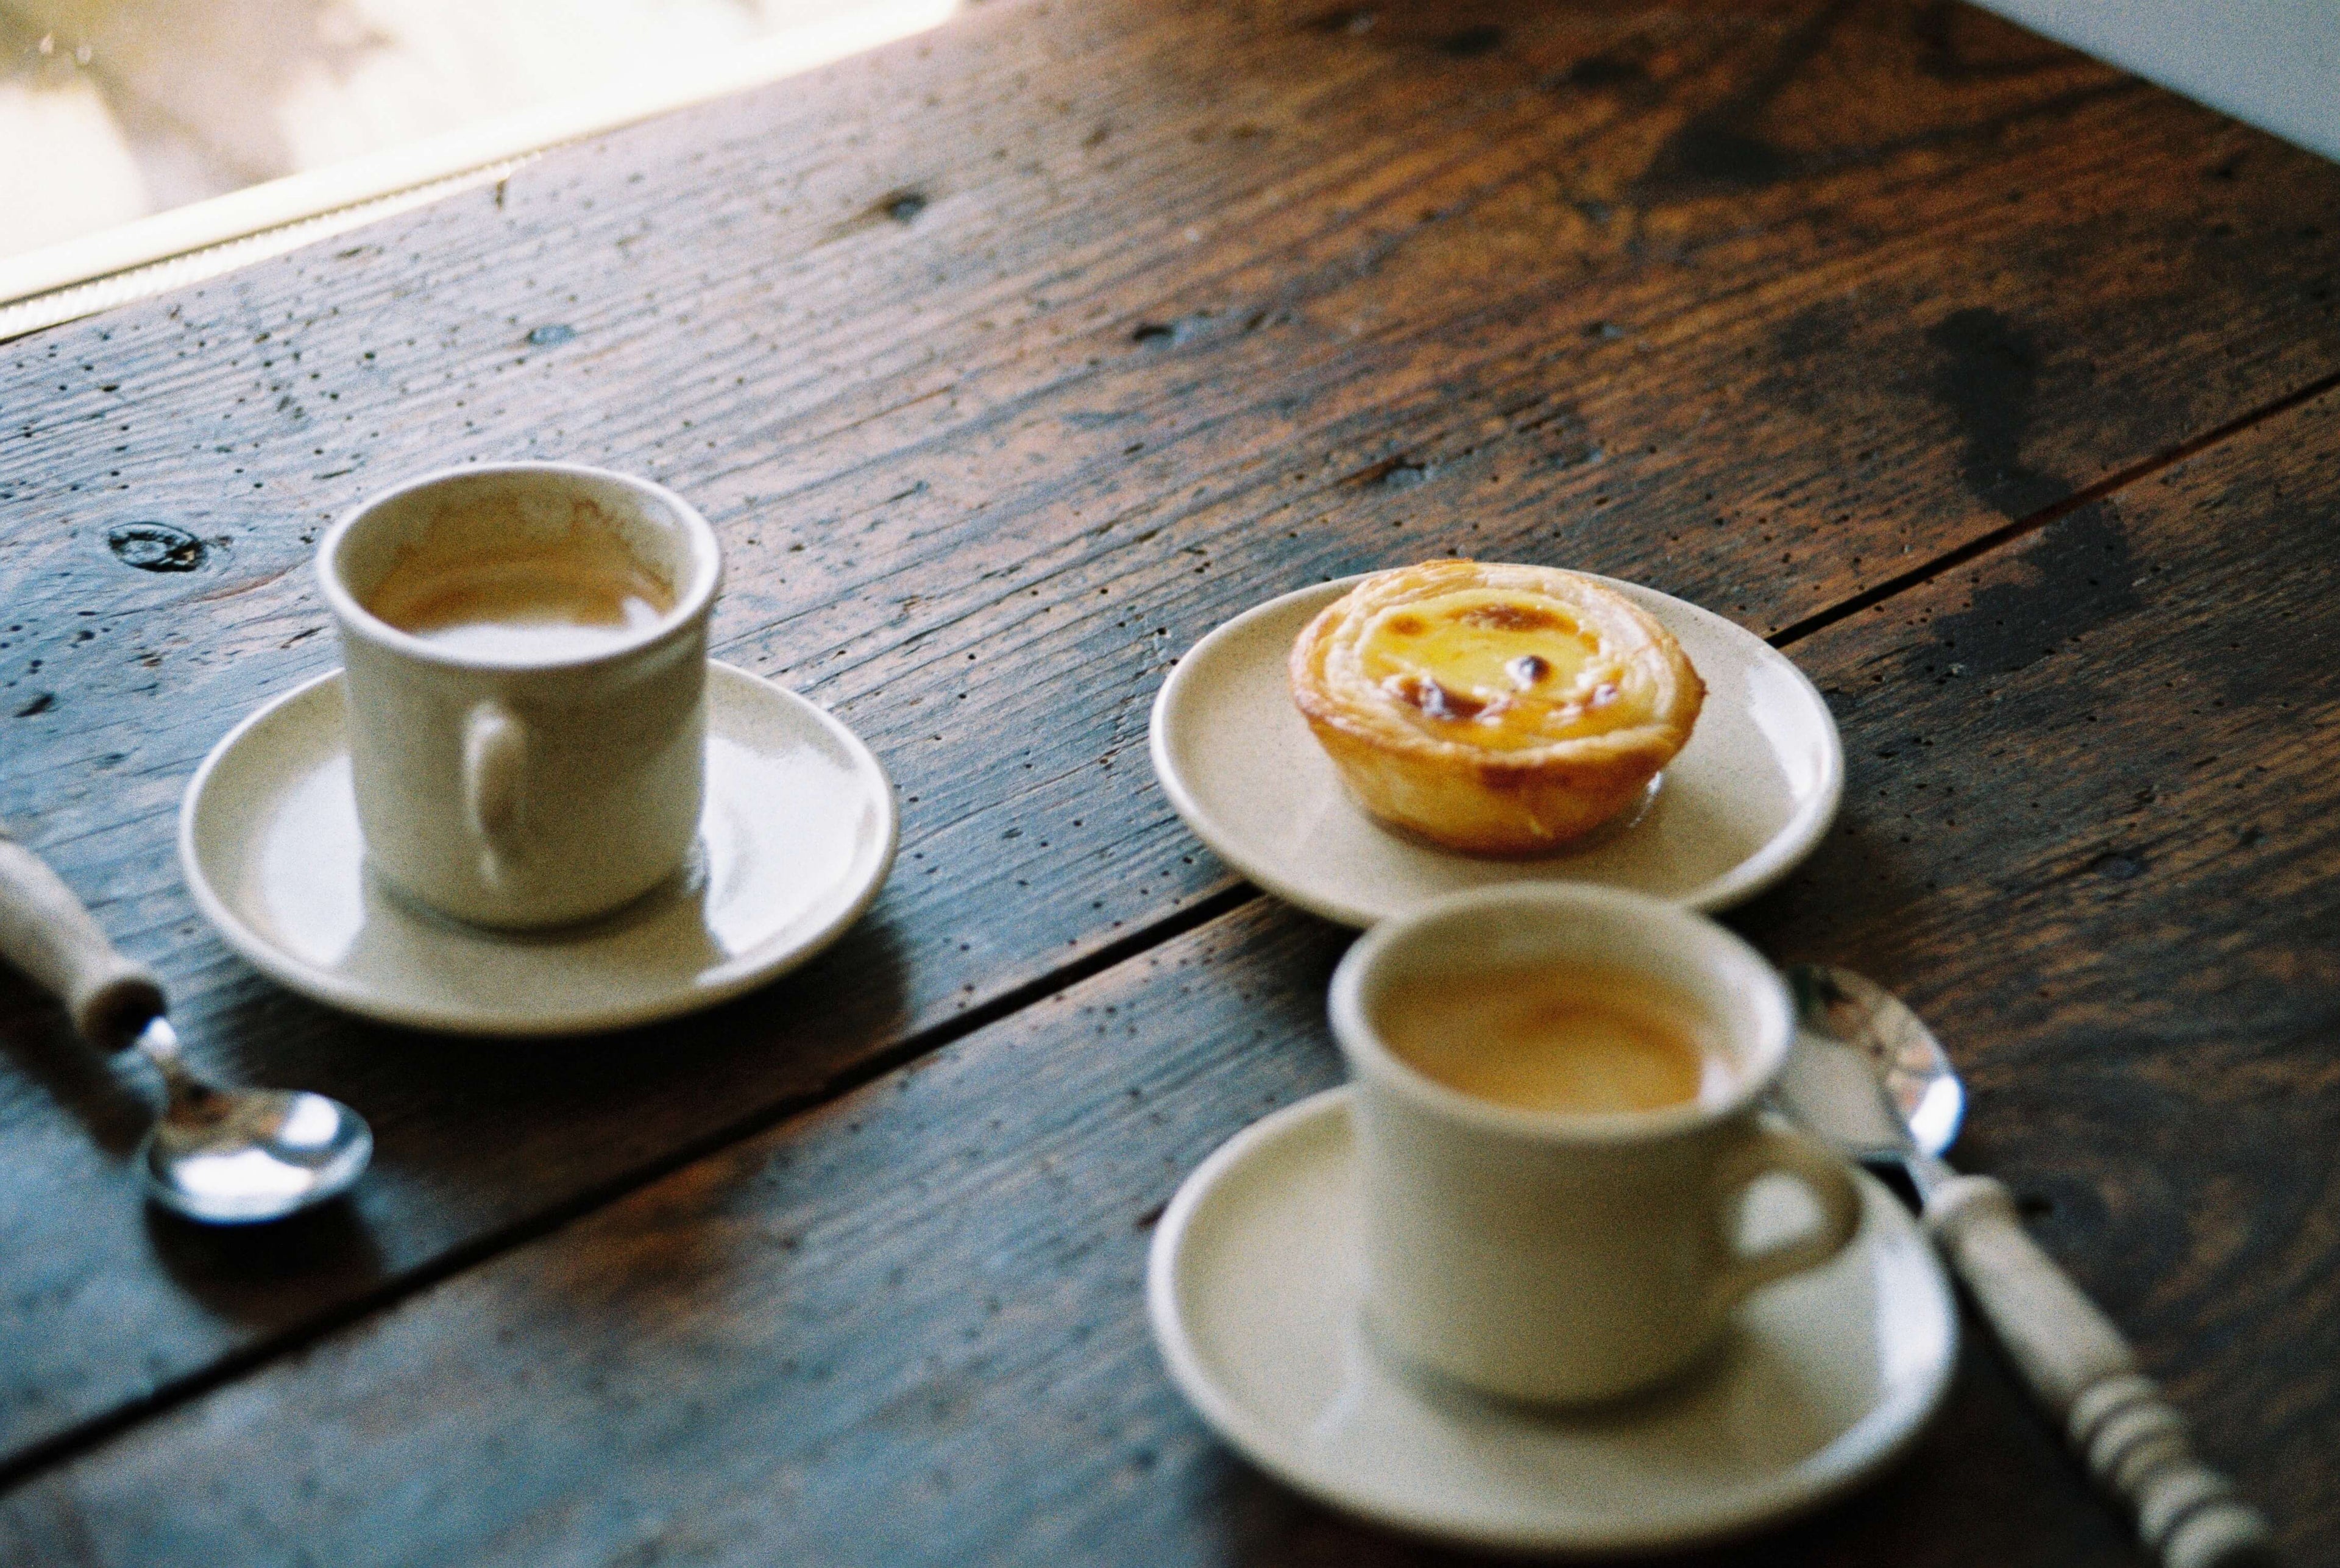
(462, 701, 528, 883)
(1706, 1124, 1863, 1312)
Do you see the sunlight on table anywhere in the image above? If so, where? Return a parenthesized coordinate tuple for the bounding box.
(0, 0, 951, 282)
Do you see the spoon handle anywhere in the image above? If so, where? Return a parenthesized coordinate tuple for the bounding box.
(1926, 1174, 2277, 1568)
(0, 829, 166, 1049)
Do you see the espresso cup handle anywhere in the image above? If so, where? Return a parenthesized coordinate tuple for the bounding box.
(462, 701, 528, 882)
(1706, 1124, 1863, 1311)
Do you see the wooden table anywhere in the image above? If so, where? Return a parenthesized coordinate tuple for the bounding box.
(2, 0, 2335, 1561)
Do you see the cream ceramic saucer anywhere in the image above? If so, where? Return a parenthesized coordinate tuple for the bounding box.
(1149, 575, 1843, 925)
(1147, 1088, 1957, 1555)
(179, 661, 897, 1036)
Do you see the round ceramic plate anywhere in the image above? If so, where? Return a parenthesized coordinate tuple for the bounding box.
(1147, 1088, 1957, 1556)
(1148, 575, 1843, 925)
(180, 661, 897, 1036)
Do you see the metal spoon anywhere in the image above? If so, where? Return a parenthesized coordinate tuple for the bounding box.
(0, 830, 370, 1223)
(1778, 964, 2275, 1568)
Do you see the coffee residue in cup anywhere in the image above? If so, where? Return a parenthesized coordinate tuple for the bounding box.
(367, 542, 674, 661)
(1375, 962, 1731, 1116)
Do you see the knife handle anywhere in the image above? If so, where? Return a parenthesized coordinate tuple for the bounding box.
(0, 829, 165, 1049)
(1926, 1175, 2278, 1568)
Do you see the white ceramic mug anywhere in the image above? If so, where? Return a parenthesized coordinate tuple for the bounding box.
(319, 463, 723, 929)
(1329, 885, 1862, 1405)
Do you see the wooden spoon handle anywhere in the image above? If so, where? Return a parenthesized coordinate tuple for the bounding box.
(0, 828, 165, 1049)
(1927, 1174, 2277, 1568)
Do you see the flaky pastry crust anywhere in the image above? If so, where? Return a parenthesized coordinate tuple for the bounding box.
(1289, 560, 1703, 853)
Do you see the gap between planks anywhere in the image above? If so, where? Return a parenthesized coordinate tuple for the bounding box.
(1767, 364, 2340, 651)
(4, 356, 2335, 1494)
(0, 885, 1249, 1493)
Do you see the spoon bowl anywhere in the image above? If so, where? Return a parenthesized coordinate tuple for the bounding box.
(1786, 962, 1965, 1159)
(143, 1102, 373, 1223)
(137, 1027, 373, 1223)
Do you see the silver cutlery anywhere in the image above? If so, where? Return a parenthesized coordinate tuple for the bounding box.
(0, 829, 371, 1223)
(1778, 963, 2274, 1568)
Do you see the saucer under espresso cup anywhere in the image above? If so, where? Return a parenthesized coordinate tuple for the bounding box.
(1146, 1087, 1958, 1554)
(317, 463, 723, 930)
(178, 662, 897, 1036)
(1146, 886, 1954, 1550)
(1147, 574, 1844, 926)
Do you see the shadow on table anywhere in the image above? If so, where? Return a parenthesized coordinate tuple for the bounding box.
(174, 902, 916, 1207)
(0, 987, 153, 1157)
(144, 1196, 386, 1324)
(1196, 1322, 2138, 1568)
(0, 904, 909, 1330)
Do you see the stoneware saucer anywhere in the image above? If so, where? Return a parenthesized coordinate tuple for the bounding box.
(1147, 1088, 1957, 1555)
(180, 661, 897, 1036)
(1148, 575, 1843, 925)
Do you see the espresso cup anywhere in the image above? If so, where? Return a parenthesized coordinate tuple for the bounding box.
(1329, 885, 1862, 1405)
(319, 463, 723, 929)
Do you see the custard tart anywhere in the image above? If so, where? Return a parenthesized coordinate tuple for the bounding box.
(1289, 560, 1703, 853)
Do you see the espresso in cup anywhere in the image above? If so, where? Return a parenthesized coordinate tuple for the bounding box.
(366, 534, 676, 662)
(1375, 960, 1731, 1118)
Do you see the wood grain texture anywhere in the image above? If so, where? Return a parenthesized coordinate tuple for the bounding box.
(4, 377, 2336, 1566)
(1748, 386, 2340, 1551)
(4, 0, 2339, 1477)
(0, 903, 2127, 1568)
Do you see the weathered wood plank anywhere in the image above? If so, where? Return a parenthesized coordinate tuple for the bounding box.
(4, 0, 2339, 1470)
(1743, 400, 2340, 1530)
(4, 373, 2335, 1564)
(9, 904, 2140, 1568)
